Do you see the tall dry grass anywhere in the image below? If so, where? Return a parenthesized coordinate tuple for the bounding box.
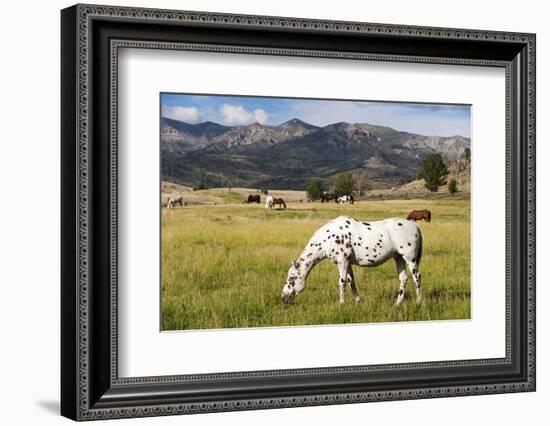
(162, 199, 470, 330)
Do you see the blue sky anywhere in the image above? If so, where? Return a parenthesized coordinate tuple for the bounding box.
(161, 93, 471, 137)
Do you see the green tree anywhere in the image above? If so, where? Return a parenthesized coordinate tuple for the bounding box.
(448, 178, 458, 196)
(418, 154, 449, 192)
(334, 172, 355, 197)
(461, 147, 471, 161)
(306, 179, 324, 201)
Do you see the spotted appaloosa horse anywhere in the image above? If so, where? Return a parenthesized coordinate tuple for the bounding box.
(281, 216, 423, 305)
(407, 209, 432, 222)
(265, 195, 273, 210)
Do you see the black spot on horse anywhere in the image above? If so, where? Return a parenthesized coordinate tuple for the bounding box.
(398, 222, 403, 226)
(363, 222, 370, 226)
(408, 242, 411, 246)
(339, 226, 343, 230)
(412, 258, 416, 262)
(345, 220, 350, 225)
(340, 278, 344, 283)
(399, 289, 404, 296)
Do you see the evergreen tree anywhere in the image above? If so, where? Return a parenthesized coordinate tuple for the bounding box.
(448, 178, 458, 196)
(306, 179, 324, 201)
(418, 154, 449, 192)
(334, 172, 355, 197)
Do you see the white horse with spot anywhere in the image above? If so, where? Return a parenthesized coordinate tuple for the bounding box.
(337, 195, 354, 204)
(264, 195, 273, 210)
(281, 216, 423, 305)
(167, 196, 185, 208)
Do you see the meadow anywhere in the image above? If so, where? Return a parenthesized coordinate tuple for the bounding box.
(161, 196, 471, 331)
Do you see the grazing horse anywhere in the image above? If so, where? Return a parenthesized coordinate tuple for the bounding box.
(246, 194, 261, 204)
(407, 209, 432, 222)
(167, 196, 185, 208)
(272, 198, 287, 209)
(281, 216, 423, 305)
(337, 194, 354, 204)
(321, 192, 338, 203)
(265, 195, 273, 210)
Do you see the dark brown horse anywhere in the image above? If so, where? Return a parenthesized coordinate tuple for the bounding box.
(321, 192, 338, 203)
(407, 209, 432, 222)
(246, 194, 261, 204)
(272, 198, 287, 209)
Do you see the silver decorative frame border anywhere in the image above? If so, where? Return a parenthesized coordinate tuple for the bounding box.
(72, 4, 535, 420)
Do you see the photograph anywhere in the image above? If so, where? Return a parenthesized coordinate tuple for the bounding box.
(160, 93, 472, 331)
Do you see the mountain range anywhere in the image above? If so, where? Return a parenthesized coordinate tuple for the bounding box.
(161, 117, 470, 190)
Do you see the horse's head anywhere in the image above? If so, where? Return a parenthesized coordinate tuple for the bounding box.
(281, 259, 306, 304)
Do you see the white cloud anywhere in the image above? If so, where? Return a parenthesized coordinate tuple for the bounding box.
(219, 104, 269, 126)
(161, 105, 203, 123)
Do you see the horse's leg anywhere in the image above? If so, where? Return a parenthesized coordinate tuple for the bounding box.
(395, 255, 407, 305)
(346, 264, 360, 303)
(337, 260, 349, 304)
(404, 257, 421, 303)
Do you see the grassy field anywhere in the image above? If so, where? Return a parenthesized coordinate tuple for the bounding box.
(161, 197, 471, 331)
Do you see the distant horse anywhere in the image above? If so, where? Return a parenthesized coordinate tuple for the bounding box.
(167, 196, 185, 208)
(246, 194, 261, 204)
(272, 198, 287, 209)
(281, 216, 423, 305)
(265, 195, 273, 210)
(321, 192, 338, 203)
(407, 209, 432, 222)
(337, 194, 354, 204)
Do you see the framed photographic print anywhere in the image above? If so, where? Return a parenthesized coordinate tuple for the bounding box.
(61, 4, 536, 421)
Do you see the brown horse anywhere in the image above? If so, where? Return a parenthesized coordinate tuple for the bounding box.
(321, 192, 338, 203)
(272, 198, 287, 209)
(246, 194, 261, 204)
(407, 209, 432, 222)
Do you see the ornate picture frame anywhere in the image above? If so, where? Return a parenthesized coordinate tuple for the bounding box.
(61, 4, 535, 421)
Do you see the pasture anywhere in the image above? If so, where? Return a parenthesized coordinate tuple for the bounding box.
(161, 197, 470, 331)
